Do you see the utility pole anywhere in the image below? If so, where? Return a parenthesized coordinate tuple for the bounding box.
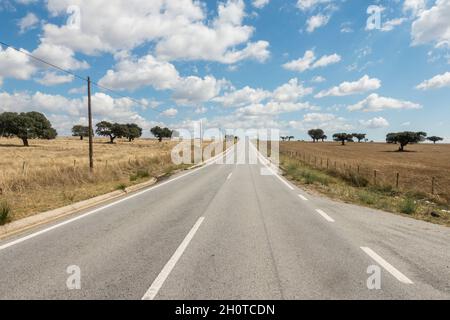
(87, 77, 94, 172)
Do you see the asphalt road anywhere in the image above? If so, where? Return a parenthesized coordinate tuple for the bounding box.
(0, 139, 449, 300)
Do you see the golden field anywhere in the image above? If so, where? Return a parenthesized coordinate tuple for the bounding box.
(0, 137, 204, 222)
(280, 141, 450, 202)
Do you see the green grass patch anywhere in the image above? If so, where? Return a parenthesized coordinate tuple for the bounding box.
(399, 198, 417, 215)
(280, 154, 450, 226)
(0, 200, 11, 225)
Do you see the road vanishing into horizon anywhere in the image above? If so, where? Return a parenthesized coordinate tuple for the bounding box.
(0, 139, 449, 300)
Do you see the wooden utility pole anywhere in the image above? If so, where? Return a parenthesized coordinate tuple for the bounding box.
(87, 77, 94, 172)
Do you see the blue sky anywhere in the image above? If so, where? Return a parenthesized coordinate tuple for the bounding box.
(0, 0, 449, 141)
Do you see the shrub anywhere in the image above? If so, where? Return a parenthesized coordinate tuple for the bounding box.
(0, 200, 11, 225)
(116, 183, 127, 191)
(130, 169, 150, 181)
(400, 198, 417, 215)
(358, 191, 377, 205)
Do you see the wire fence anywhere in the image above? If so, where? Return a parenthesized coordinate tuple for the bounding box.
(281, 150, 449, 203)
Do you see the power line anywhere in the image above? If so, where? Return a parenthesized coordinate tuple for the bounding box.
(0, 40, 160, 113)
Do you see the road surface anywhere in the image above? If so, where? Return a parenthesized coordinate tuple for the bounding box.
(0, 139, 449, 300)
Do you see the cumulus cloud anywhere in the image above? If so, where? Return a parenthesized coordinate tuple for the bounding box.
(416, 71, 450, 90)
(42, 0, 270, 64)
(252, 0, 270, 9)
(347, 93, 422, 112)
(213, 86, 271, 107)
(18, 12, 39, 33)
(315, 75, 381, 98)
(161, 108, 178, 118)
(359, 117, 389, 129)
(289, 112, 353, 132)
(296, 0, 332, 11)
(172, 76, 226, 105)
(272, 78, 313, 102)
(0, 46, 36, 84)
(98, 54, 179, 91)
(35, 71, 74, 86)
(403, 0, 427, 16)
(411, 0, 450, 48)
(306, 14, 330, 33)
(283, 50, 341, 72)
(381, 18, 406, 32)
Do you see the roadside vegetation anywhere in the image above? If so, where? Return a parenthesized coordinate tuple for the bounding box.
(280, 129, 449, 226)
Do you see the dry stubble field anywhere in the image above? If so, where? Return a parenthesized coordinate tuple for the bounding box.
(280, 141, 450, 202)
(0, 137, 200, 223)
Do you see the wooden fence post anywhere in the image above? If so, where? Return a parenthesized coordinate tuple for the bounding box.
(396, 172, 400, 189)
(374, 170, 377, 185)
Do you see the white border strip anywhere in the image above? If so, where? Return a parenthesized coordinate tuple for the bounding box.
(251, 143, 294, 191)
(315, 209, 335, 222)
(361, 247, 413, 284)
(142, 217, 205, 300)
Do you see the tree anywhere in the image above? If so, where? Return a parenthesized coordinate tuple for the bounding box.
(151, 126, 173, 142)
(333, 133, 353, 146)
(288, 136, 294, 141)
(320, 135, 327, 142)
(427, 136, 444, 144)
(95, 121, 127, 143)
(308, 129, 325, 143)
(352, 133, 367, 143)
(72, 125, 91, 140)
(0, 111, 57, 146)
(125, 123, 142, 142)
(386, 133, 398, 144)
(386, 132, 427, 151)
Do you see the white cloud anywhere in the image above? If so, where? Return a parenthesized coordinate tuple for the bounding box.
(306, 14, 330, 33)
(289, 112, 353, 132)
(283, 50, 341, 72)
(296, 0, 332, 11)
(312, 53, 341, 68)
(272, 78, 313, 102)
(161, 108, 178, 118)
(213, 86, 271, 107)
(403, 0, 427, 16)
(315, 75, 381, 98)
(236, 101, 316, 116)
(0, 46, 36, 84)
(18, 12, 39, 33)
(32, 42, 89, 71)
(381, 18, 406, 32)
(311, 76, 326, 83)
(252, 0, 270, 9)
(359, 117, 389, 129)
(172, 76, 225, 105)
(195, 106, 208, 114)
(98, 54, 179, 91)
(42, 0, 270, 64)
(35, 71, 74, 86)
(411, 0, 450, 47)
(347, 93, 422, 112)
(416, 71, 450, 90)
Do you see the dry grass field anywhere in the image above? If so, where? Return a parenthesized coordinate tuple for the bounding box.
(0, 137, 211, 223)
(281, 141, 450, 202)
(279, 141, 450, 226)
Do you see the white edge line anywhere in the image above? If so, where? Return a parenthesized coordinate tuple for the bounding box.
(142, 217, 205, 300)
(315, 209, 335, 222)
(0, 148, 232, 252)
(227, 172, 233, 180)
(361, 247, 414, 284)
(250, 143, 294, 191)
(298, 194, 309, 201)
